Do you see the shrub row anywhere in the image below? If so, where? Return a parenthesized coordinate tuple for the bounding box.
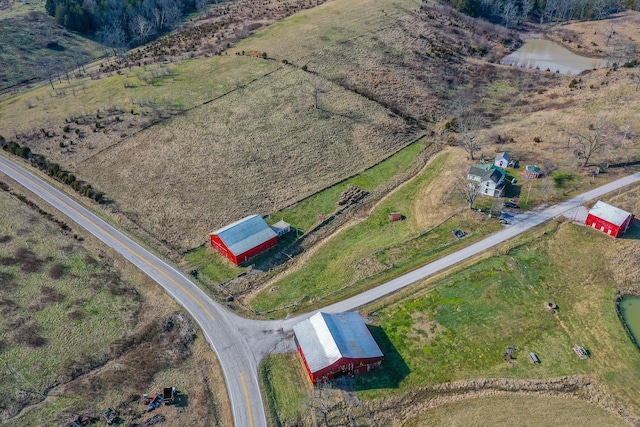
(0, 135, 105, 203)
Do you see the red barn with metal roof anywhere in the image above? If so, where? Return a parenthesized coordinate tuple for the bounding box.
(209, 215, 278, 265)
(293, 312, 383, 384)
(585, 201, 634, 238)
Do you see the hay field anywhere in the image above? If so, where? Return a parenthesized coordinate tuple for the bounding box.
(231, 0, 422, 61)
(76, 64, 416, 251)
(0, 56, 280, 154)
(0, 181, 228, 425)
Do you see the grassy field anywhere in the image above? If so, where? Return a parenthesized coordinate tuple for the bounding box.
(231, 0, 422, 62)
(272, 137, 427, 233)
(250, 149, 502, 315)
(0, 181, 229, 425)
(0, 6, 103, 90)
(0, 56, 280, 143)
(73, 63, 416, 251)
(260, 353, 312, 426)
(260, 211, 640, 425)
(184, 137, 427, 285)
(403, 395, 629, 426)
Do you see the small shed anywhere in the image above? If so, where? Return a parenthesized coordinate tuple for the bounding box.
(270, 219, 291, 236)
(523, 165, 540, 179)
(210, 215, 278, 265)
(494, 152, 511, 168)
(528, 352, 540, 363)
(293, 312, 383, 384)
(585, 201, 634, 238)
(389, 212, 402, 222)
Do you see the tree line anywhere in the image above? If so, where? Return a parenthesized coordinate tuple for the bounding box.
(445, 0, 639, 27)
(45, 0, 205, 46)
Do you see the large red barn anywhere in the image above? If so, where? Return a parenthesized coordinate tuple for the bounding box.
(585, 201, 634, 238)
(209, 215, 278, 265)
(293, 312, 383, 384)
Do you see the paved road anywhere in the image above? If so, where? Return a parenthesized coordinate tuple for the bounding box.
(279, 172, 640, 329)
(2, 153, 639, 426)
(0, 155, 279, 427)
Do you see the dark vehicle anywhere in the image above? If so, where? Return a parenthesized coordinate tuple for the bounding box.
(503, 202, 520, 209)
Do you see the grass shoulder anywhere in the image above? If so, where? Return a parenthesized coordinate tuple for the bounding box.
(261, 219, 640, 425)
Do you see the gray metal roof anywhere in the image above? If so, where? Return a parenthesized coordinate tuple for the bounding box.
(588, 201, 632, 226)
(469, 165, 505, 184)
(293, 312, 383, 373)
(210, 215, 277, 256)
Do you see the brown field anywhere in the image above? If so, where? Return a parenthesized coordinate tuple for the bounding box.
(74, 64, 416, 251)
(546, 11, 640, 58)
(0, 0, 638, 261)
(0, 178, 229, 426)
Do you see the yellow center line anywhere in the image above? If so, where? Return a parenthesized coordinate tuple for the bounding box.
(1, 160, 215, 322)
(240, 373, 254, 427)
(4, 160, 261, 426)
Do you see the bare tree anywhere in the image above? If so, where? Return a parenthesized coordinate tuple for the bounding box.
(130, 14, 156, 43)
(301, 77, 329, 110)
(460, 177, 482, 209)
(567, 122, 610, 167)
(455, 115, 486, 161)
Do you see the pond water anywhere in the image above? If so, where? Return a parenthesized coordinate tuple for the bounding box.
(501, 39, 605, 74)
(620, 296, 640, 346)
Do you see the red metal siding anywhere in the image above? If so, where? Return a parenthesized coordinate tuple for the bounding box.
(210, 234, 238, 264)
(210, 234, 277, 265)
(235, 236, 278, 264)
(300, 354, 383, 384)
(586, 213, 621, 237)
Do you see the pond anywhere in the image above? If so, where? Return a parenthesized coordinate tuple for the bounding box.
(619, 296, 640, 346)
(501, 39, 605, 74)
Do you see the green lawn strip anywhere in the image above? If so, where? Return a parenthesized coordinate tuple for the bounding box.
(183, 245, 242, 283)
(259, 353, 311, 426)
(273, 139, 425, 233)
(355, 223, 640, 410)
(403, 394, 629, 427)
(258, 224, 640, 424)
(186, 139, 425, 284)
(252, 151, 502, 314)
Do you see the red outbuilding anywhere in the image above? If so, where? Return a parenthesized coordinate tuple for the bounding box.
(293, 312, 383, 384)
(585, 201, 634, 238)
(209, 215, 278, 265)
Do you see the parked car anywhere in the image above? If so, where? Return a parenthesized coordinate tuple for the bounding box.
(503, 202, 520, 209)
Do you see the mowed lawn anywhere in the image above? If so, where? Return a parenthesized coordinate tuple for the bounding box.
(251, 149, 502, 315)
(260, 216, 640, 425)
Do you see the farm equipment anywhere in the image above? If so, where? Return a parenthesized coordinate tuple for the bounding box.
(163, 387, 176, 405)
(147, 393, 163, 412)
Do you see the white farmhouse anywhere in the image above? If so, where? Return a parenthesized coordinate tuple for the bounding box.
(468, 164, 506, 197)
